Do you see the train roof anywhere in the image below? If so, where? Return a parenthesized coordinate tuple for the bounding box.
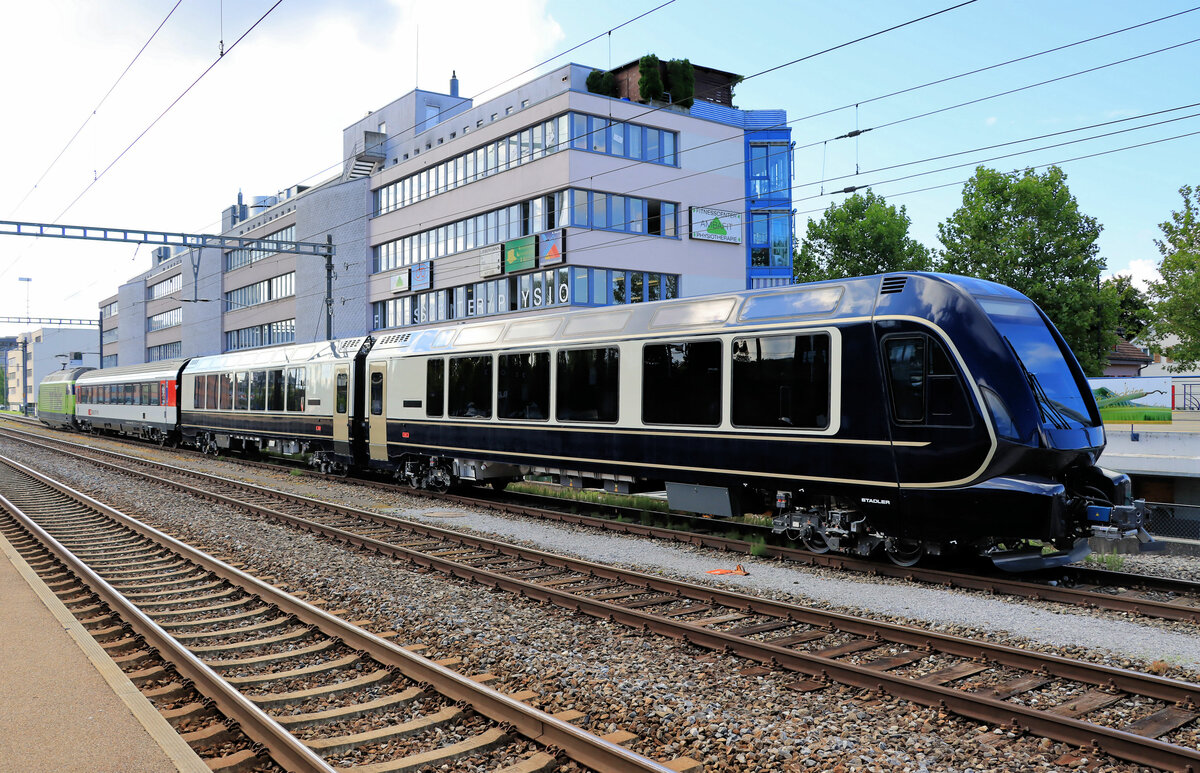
(78, 359, 189, 384)
(41, 367, 94, 384)
(185, 337, 371, 374)
(365, 273, 1001, 358)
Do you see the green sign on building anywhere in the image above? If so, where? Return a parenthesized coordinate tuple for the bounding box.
(504, 235, 537, 273)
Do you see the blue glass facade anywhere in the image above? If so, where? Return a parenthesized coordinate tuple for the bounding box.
(745, 123, 794, 289)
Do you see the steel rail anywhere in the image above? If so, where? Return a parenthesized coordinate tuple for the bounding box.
(8, 420, 1195, 625)
(9, 439, 1197, 770)
(0, 453, 676, 773)
(0, 477, 334, 772)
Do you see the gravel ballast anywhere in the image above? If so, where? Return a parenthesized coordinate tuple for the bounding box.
(3, 433, 1196, 771)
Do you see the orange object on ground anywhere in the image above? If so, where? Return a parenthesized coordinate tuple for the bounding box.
(706, 564, 748, 575)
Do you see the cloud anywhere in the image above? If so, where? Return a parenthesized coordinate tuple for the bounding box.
(1106, 259, 1161, 291)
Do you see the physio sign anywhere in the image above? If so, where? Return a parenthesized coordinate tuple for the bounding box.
(689, 207, 742, 244)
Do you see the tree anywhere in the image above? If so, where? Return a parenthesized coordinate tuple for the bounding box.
(794, 189, 932, 283)
(1144, 183, 1200, 371)
(937, 166, 1116, 375)
(1100, 273, 1152, 339)
(637, 54, 663, 102)
(665, 58, 695, 107)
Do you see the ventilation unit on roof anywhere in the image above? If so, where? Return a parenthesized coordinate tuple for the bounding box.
(378, 333, 412, 346)
(880, 276, 908, 295)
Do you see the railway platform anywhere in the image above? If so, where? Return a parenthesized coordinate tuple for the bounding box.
(0, 531, 207, 772)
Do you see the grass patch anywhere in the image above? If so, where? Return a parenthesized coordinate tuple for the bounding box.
(739, 512, 775, 528)
(1084, 549, 1127, 572)
(749, 537, 769, 557)
(507, 481, 672, 513)
(289, 469, 305, 477)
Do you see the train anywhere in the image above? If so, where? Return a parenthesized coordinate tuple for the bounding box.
(34, 272, 1157, 571)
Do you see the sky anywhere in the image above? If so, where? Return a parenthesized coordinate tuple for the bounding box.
(1, 0, 1196, 336)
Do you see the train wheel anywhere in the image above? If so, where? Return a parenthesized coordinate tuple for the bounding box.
(886, 539, 924, 567)
(802, 528, 830, 554)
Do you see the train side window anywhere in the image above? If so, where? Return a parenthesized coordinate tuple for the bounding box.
(883, 335, 972, 426)
(643, 341, 721, 426)
(335, 372, 348, 414)
(499, 352, 549, 420)
(193, 377, 204, 409)
(235, 372, 249, 410)
(370, 371, 383, 415)
(731, 334, 830, 429)
(426, 360, 444, 418)
(927, 339, 972, 426)
(286, 368, 306, 412)
(267, 370, 285, 411)
(142, 382, 152, 406)
(884, 337, 925, 422)
(149, 381, 159, 406)
(556, 347, 619, 423)
(249, 371, 266, 411)
(126, 383, 135, 405)
(205, 375, 219, 410)
(448, 356, 493, 418)
(219, 373, 233, 410)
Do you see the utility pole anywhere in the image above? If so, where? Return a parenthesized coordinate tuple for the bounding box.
(325, 234, 334, 341)
(20, 336, 28, 416)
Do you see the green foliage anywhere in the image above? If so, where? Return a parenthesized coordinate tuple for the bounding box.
(637, 54, 664, 102)
(937, 166, 1117, 375)
(795, 189, 933, 283)
(749, 538, 769, 557)
(665, 58, 695, 107)
(1144, 184, 1200, 371)
(1101, 273, 1152, 339)
(585, 69, 618, 98)
(1084, 549, 1126, 572)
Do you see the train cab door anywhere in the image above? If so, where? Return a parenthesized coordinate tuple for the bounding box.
(367, 362, 389, 462)
(333, 364, 351, 457)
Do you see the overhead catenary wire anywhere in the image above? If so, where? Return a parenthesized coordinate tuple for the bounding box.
(8, 0, 186, 219)
(32, 2, 1195, 316)
(50, 0, 287, 224)
(231, 110, 1200, 312)
(273, 24, 1200, 269)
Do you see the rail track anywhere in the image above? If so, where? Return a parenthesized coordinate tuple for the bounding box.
(0, 453, 689, 773)
(3, 420, 1198, 627)
(2, 429, 1199, 769)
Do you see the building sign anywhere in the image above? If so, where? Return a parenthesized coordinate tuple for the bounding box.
(504, 235, 537, 273)
(390, 269, 411, 294)
(689, 207, 742, 244)
(479, 244, 504, 277)
(412, 261, 432, 291)
(538, 229, 566, 265)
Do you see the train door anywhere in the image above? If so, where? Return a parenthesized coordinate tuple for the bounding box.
(333, 364, 351, 457)
(367, 362, 389, 462)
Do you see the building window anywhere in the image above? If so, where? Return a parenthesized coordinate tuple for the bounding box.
(146, 342, 181, 362)
(569, 189, 677, 237)
(100, 301, 119, 319)
(750, 211, 791, 267)
(147, 274, 181, 300)
(225, 225, 295, 272)
(101, 328, 119, 344)
(147, 307, 182, 332)
(101, 354, 118, 368)
(372, 112, 674, 217)
(749, 143, 791, 199)
(225, 272, 295, 311)
(370, 267, 679, 331)
(224, 319, 296, 351)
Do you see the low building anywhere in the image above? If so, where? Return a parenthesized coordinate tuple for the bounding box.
(1103, 337, 1152, 376)
(4, 328, 99, 414)
(100, 59, 793, 364)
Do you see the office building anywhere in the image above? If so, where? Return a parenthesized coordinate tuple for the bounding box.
(100, 60, 792, 364)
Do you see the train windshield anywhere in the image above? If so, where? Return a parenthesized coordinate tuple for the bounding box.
(977, 297, 1095, 428)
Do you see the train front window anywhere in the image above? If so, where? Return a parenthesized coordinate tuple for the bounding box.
(977, 297, 1094, 428)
